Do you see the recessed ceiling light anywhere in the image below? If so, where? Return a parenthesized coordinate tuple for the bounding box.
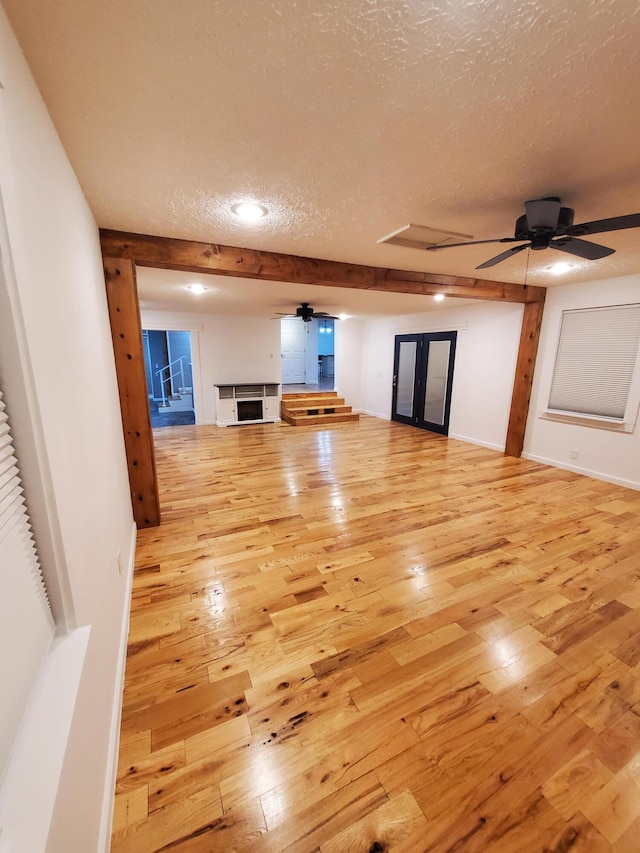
(230, 202, 269, 222)
(185, 284, 207, 295)
(549, 262, 572, 275)
(434, 293, 445, 302)
(338, 313, 349, 321)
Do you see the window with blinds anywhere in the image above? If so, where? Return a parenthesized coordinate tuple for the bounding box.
(0, 387, 55, 783)
(548, 305, 640, 422)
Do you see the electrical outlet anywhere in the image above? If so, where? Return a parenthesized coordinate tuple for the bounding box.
(117, 549, 123, 575)
(570, 449, 579, 460)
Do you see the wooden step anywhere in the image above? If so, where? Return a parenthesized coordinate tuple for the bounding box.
(282, 396, 343, 407)
(281, 390, 359, 427)
(285, 404, 351, 415)
(282, 398, 346, 410)
(282, 411, 359, 426)
(282, 391, 338, 400)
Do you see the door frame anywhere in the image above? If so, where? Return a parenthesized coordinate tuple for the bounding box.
(280, 317, 307, 384)
(142, 322, 202, 425)
(391, 331, 457, 435)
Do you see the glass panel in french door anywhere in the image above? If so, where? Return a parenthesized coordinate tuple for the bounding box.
(395, 340, 417, 417)
(423, 340, 451, 426)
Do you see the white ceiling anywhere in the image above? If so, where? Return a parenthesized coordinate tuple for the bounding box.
(5, 0, 640, 316)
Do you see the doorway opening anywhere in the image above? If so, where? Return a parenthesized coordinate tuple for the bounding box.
(143, 329, 195, 427)
(391, 331, 457, 435)
(280, 317, 336, 392)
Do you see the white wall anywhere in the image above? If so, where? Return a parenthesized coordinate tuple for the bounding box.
(524, 274, 640, 490)
(141, 309, 366, 418)
(335, 317, 364, 411)
(0, 8, 135, 852)
(141, 309, 281, 423)
(358, 302, 524, 450)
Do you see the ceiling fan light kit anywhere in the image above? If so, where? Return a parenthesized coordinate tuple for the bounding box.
(424, 197, 640, 270)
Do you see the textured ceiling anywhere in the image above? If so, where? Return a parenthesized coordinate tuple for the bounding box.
(4, 0, 640, 314)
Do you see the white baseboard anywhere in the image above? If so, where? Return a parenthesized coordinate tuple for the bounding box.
(448, 433, 505, 452)
(521, 453, 640, 492)
(97, 519, 137, 853)
(360, 409, 389, 420)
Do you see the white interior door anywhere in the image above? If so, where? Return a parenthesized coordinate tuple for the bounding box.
(281, 318, 306, 383)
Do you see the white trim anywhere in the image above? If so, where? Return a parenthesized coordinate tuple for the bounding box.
(142, 320, 203, 332)
(0, 626, 91, 853)
(539, 409, 637, 434)
(0, 180, 75, 631)
(362, 415, 505, 451)
(360, 410, 389, 419)
(97, 519, 137, 853)
(144, 327, 202, 424)
(522, 452, 640, 492)
(389, 320, 469, 336)
(448, 432, 505, 452)
(189, 330, 204, 426)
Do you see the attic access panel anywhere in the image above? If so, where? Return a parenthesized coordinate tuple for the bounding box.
(377, 223, 473, 251)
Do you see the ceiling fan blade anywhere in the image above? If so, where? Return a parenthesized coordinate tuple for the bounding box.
(312, 312, 339, 319)
(550, 237, 615, 260)
(567, 213, 640, 236)
(476, 243, 529, 270)
(427, 237, 523, 251)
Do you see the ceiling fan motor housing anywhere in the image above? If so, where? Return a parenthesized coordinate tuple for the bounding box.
(296, 303, 314, 322)
(515, 199, 575, 244)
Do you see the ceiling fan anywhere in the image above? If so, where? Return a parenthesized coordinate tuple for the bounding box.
(426, 197, 640, 270)
(273, 303, 338, 323)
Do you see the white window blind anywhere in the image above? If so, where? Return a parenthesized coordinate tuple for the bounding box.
(548, 305, 640, 420)
(0, 387, 54, 783)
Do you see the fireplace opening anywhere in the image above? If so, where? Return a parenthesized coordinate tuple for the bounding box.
(237, 399, 263, 421)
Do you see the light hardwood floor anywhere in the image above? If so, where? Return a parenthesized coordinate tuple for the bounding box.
(111, 416, 640, 852)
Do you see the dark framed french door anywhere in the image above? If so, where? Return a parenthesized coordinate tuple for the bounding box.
(391, 331, 457, 435)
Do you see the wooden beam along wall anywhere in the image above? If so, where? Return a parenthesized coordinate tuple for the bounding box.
(101, 230, 547, 526)
(104, 257, 160, 528)
(505, 299, 546, 458)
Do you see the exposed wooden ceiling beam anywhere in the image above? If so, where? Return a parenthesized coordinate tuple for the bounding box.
(100, 229, 547, 304)
(100, 228, 546, 528)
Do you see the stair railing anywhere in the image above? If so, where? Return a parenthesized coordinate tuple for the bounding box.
(154, 356, 189, 406)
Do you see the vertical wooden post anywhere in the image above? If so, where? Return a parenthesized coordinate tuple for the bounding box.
(504, 298, 546, 458)
(104, 257, 160, 528)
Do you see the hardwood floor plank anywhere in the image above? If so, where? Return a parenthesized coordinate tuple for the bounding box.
(110, 416, 640, 852)
(111, 785, 223, 853)
(116, 741, 186, 795)
(319, 790, 428, 852)
(542, 748, 614, 821)
(245, 772, 388, 853)
(112, 786, 149, 833)
(580, 769, 640, 844)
